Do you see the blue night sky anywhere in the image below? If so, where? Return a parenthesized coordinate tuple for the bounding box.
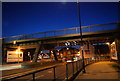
(2, 2, 119, 37)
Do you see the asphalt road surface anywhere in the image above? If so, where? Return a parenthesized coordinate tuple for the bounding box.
(2, 61, 83, 81)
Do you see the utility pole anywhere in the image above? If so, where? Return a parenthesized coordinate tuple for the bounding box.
(77, 0, 86, 73)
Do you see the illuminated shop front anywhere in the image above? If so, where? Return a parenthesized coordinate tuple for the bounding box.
(7, 48, 23, 63)
(110, 42, 118, 60)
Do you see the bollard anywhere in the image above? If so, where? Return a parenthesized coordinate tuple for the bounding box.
(53, 67, 56, 81)
(77, 60, 79, 71)
(66, 63, 68, 80)
(80, 60, 82, 69)
(76, 61, 78, 72)
(72, 62, 74, 75)
(32, 73, 35, 81)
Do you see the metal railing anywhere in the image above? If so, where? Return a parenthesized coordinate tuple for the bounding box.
(3, 22, 118, 42)
(1, 57, 109, 81)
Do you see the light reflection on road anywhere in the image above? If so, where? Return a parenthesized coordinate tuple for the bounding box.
(0, 65, 21, 70)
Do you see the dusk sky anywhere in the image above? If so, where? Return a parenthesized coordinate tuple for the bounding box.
(2, 2, 119, 37)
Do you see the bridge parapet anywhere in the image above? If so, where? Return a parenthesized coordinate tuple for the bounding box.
(3, 22, 118, 43)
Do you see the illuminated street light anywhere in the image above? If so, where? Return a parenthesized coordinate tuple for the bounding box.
(106, 42, 110, 45)
(73, 41, 77, 45)
(111, 41, 115, 45)
(67, 48, 69, 50)
(65, 42, 68, 46)
(57, 50, 60, 55)
(51, 51, 53, 53)
(67, 42, 70, 46)
(13, 41, 17, 44)
(65, 42, 70, 46)
(78, 51, 80, 54)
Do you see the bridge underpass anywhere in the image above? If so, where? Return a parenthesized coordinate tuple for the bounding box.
(2, 22, 119, 63)
(1, 22, 120, 81)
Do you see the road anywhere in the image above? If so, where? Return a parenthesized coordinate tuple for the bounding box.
(2, 61, 83, 81)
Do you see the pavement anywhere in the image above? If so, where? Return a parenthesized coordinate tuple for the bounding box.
(74, 61, 120, 81)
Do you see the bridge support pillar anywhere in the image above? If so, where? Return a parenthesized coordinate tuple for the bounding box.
(2, 39, 7, 64)
(115, 39, 120, 64)
(32, 45, 42, 63)
(53, 50, 58, 61)
(115, 22, 120, 64)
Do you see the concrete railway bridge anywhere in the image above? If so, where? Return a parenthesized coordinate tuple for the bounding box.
(2, 22, 120, 63)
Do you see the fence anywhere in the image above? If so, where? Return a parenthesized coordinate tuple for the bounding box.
(1, 57, 107, 81)
(3, 22, 118, 42)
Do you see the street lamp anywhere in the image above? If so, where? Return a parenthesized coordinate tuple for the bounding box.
(13, 41, 17, 44)
(77, 0, 86, 73)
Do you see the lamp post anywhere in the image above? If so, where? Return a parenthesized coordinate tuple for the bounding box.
(77, 0, 86, 73)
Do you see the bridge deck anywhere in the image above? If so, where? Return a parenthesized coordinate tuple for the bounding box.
(3, 22, 119, 49)
(3, 22, 118, 43)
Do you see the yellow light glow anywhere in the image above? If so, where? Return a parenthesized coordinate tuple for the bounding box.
(106, 42, 110, 45)
(18, 48, 20, 51)
(15, 48, 22, 54)
(67, 48, 69, 50)
(77, 54, 80, 56)
(111, 41, 115, 45)
(13, 41, 16, 44)
(51, 51, 53, 53)
(15, 51, 22, 54)
(112, 42, 115, 44)
(15, 51, 19, 54)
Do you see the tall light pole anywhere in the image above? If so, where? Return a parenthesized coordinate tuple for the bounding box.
(77, 0, 86, 73)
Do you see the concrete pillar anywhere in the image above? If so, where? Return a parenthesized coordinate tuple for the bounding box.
(32, 45, 41, 63)
(115, 21, 120, 63)
(53, 50, 58, 61)
(2, 39, 7, 64)
(115, 39, 120, 64)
